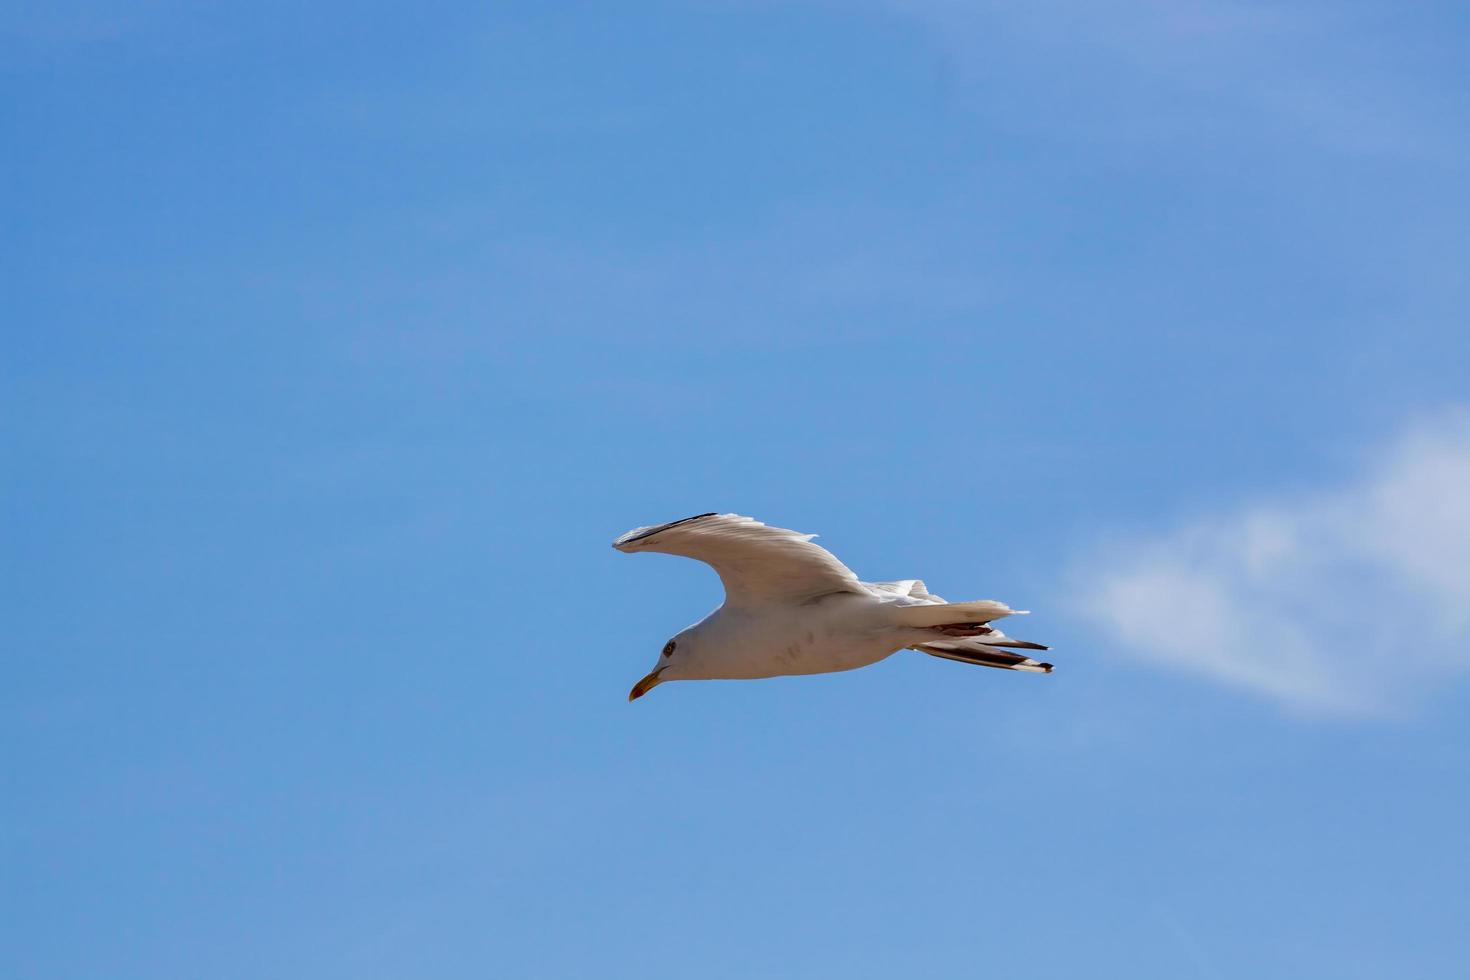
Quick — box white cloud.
[1074,411,1470,716]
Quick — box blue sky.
[6,2,1470,977]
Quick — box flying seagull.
[614,513,1051,701]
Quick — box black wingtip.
[618,512,719,545]
[992,640,1050,651]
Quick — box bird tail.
[887,599,1025,628]
[911,639,1053,673]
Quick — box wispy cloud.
[880,0,1464,162]
[1073,410,1470,716]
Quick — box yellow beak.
[628,667,667,702]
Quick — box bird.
[614,513,1051,701]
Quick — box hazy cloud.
[880,0,1463,162]
[1074,411,1470,716]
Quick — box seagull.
[614,513,1051,701]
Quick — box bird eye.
[662,641,676,658]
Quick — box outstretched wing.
[612,513,865,606]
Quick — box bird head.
[628,632,692,701]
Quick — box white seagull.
[614,513,1051,701]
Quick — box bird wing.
[612,513,865,606]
